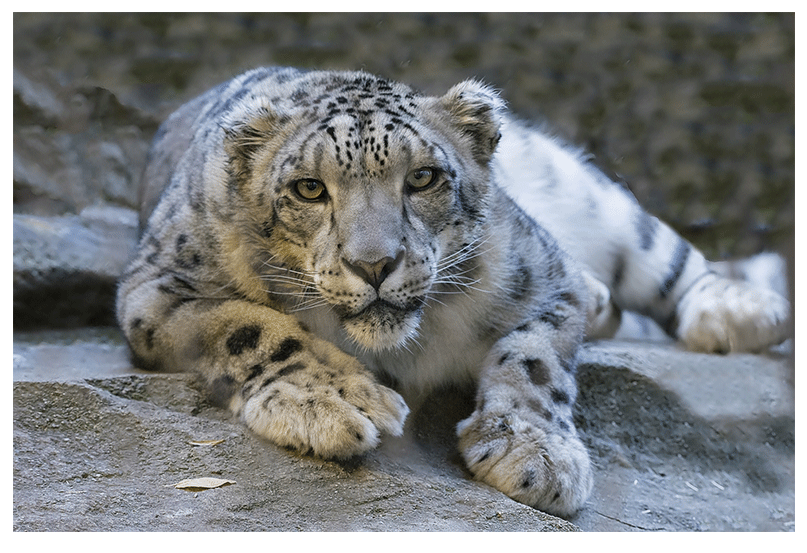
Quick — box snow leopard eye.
[293,179,327,201]
[405,167,439,191]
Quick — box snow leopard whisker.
[433,251,491,295]
[260,260,318,279]
[257,268,318,292]
[436,239,493,284]
[262,288,320,297]
[259,276,318,290]
[421,294,447,308]
[436,237,490,269]
[288,298,332,313]
[430,282,484,295]
[434,271,483,285]
[431,274,483,289]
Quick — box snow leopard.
[116,66,790,517]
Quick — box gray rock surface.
[13,207,139,328]
[13,331,794,531]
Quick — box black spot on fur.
[172,276,196,293]
[457,180,483,222]
[145,327,155,350]
[523,358,550,386]
[245,364,265,382]
[276,362,305,379]
[226,325,262,355]
[261,390,279,409]
[257,362,306,391]
[157,273,199,296]
[550,388,570,404]
[175,250,202,270]
[660,240,691,299]
[537,310,565,329]
[612,253,626,291]
[521,469,536,489]
[636,211,658,251]
[558,290,579,308]
[270,337,303,363]
[527,397,546,415]
[510,257,533,301]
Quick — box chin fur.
[342,302,423,351]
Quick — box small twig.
[593,509,665,531]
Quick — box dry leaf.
[174,477,236,491]
[188,439,225,447]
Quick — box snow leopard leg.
[117,268,408,459]
[496,121,791,353]
[457,295,592,518]
[574,192,792,353]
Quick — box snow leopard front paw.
[456,409,592,518]
[676,275,791,353]
[242,347,409,459]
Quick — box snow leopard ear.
[222,104,288,188]
[439,80,505,163]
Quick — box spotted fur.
[493,122,791,352]
[117,67,790,518]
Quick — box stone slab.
[12,332,795,531]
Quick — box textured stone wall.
[14,13,794,258]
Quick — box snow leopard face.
[219,69,503,350]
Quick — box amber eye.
[294,179,327,201]
[405,167,438,191]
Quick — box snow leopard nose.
[344,249,405,291]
